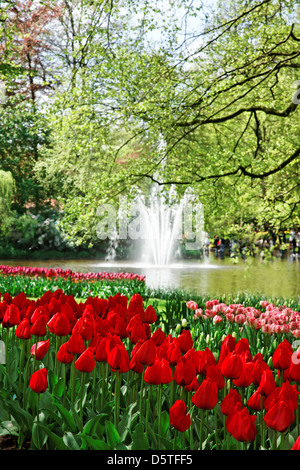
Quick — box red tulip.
[94,336,108,363]
[185,376,199,392]
[234,337,250,355]
[2,304,20,328]
[165,339,182,366]
[174,355,196,386]
[191,378,219,410]
[114,315,128,339]
[144,358,173,385]
[151,328,166,347]
[126,315,150,344]
[127,293,144,315]
[220,351,243,380]
[31,339,50,360]
[29,367,48,393]
[251,355,269,385]
[272,339,293,371]
[176,329,193,354]
[15,317,31,340]
[226,407,257,442]
[247,389,265,412]
[264,398,295,432]
[57,342,74,364]
[129,353,144,374]
[206,364,224,390]
[72,314,94,341]
[66,332,86,355]
[233,361,253,388]
[75,347,95,373]
[107,343,130,373]
[48,312,71,336]
[133,338,156,367]
[141,305,157,324]
[265,381,299,412]
[196,348,217,375]
[31,315,47,337]
[220,334,236,354]
[258,368,277,396]
[169,400,191,432]
[221,388,243,416]
[292,436,300,450]
[30,306,49,324]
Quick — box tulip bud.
[213,352,218,362]
[182,318,188,328]
[267,356,273,368]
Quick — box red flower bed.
[0,264,145,283]
[0,288,300,450]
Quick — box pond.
[1,255,300,299]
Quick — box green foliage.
[0,170,14,215]
[1,0,299,249]
[0,207,69,256]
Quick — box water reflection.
[1,256,299,298]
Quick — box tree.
[36,0,300,247]
[0,0,62,211]
[119,0,300,232]
[0,169,14,215]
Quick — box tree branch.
[134,147,300,186]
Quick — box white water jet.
[135,184,205,266]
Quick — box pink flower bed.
[187,299,300,339]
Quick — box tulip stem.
[36,392,40,422]
[173,429,178,450]
[145,384,150,434]
[280,369,284,386]
[18,340,26,397]
[139,368,145,424]
[272,430,277,450]
[71,357,76,408]
[157,384,162,449]
[101,362,106,409]
[114,370,121,430]
[188,395,194,451]
[63,364,67,406]
[80,372,85,430]
[297,384,299,436]
[93,364,97,409]
[214,407,219,450]
[199,409,205,450]
[260,396,265,448]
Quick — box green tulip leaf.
[131,422,149,450]
[55,403,78,433]
[105,420,120,449]
[79,434,111,450]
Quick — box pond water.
[1,255,300,299]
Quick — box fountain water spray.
[96,183,205,266]
[135,184,204,265]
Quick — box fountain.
[94,181,222,291]
[132,183,205,266]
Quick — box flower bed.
[0,265,146,299]
[0,288,300,450]
[187,298,300,339]
[0,264,145,282]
